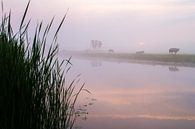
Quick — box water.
[64,57,195,129]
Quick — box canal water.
[63,57,195,129]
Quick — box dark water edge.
[59,52,195,68]
[75,117,195,129]
[58,55,195,68]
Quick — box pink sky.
[3,0,195,53]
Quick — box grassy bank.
[64,51,195,65]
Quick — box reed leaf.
[0,2,83,129]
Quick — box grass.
[68,51,195,64]
[0,1,83,129]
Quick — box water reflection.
[169,65,179,72]
[75,95,97,124]
[68,58,195,129]
[90,60,102,67]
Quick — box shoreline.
[59,51,195,68]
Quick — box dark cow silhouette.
[136,51,144,54]
[108,49,114,53]
[169,48,179,54]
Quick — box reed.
[0,1,83,129]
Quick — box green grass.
[0,1,83,129]
[71,51,195,64]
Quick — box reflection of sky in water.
[64,57,195,129]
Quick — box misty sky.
[3,0,195,53]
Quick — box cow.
[136,51,144,54]
[108,49,114,53]
[169,48,179,54]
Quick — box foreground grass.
[0,2,83,129]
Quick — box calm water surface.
[63,57,195,129]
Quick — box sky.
[3,0,195,53]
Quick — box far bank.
[60,51,195,67]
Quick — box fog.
[2,1,195,128]
[3,0,195,53]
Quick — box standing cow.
[169,48,179,54]
[136,51,144,54]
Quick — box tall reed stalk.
[0,1,83,129]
